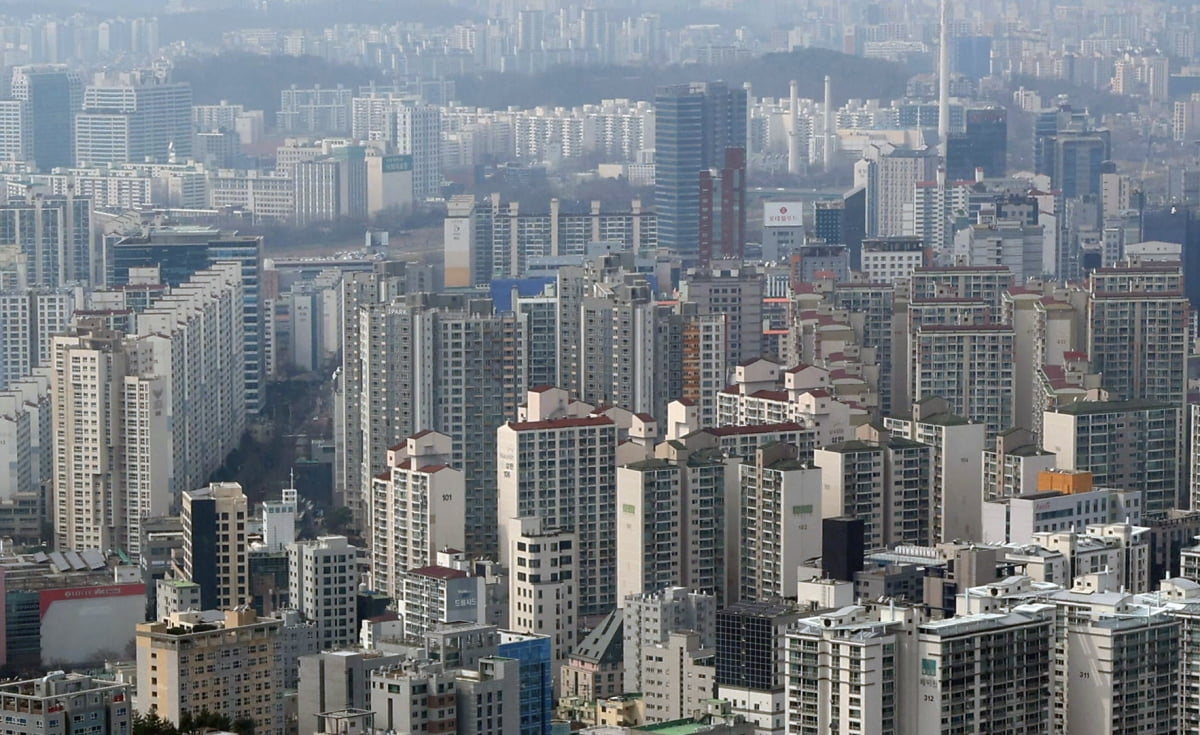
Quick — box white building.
[883,399,986,543]
[369,430,466,598]
[738,442,823,602]
[981,488,1143,545]
[497,387,617,617]
[507,515,577,686]
[622,587,716,694]
[289,535,359,649]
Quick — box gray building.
[298,650,407,735]
[623,587,717,693]
[0,673,131,735]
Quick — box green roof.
[821,440,881,453]
[917,412,972,426]
[625,458,674,471]
[634,720,719,734]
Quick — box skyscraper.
[74,75,192,166]
[181,482,249,611]
[654,82,747,259]
[10,65,82,171]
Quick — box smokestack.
[788,79,801,175]
[938,0,951,157]
[823,75,834,174]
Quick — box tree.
[179,709,231,734]
[231,717,256,735]
[133,711,179,735]
[326,506,355,534]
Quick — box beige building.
[136,609,283,735]
[181,482,249,610]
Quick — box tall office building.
[945,107,1008,181]
[715,600,800,735]
[10,65,82,171]
[181,482,249,610]
[289,535,359,649]
[698,147,747,264]
[497,387,618,617]
[75,76,192,165]
[111,227,263,412]
[654,82,747,259]
[1087,262,1188,406]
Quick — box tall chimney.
[938,0,951,157]
[823,75,834,173]
[787,79,802,175]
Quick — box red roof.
[508,416,615,432]
[709,422,807,436]
[634,412,656,422]
[529,385,558,393]
[749,389,788,401]
[410,429,436,439]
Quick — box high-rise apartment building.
[75,76,192,165]
[883,398,986,543]
[10,65,82,171]
[0,289,77,390]
[738,443,823,602]
[1087,262,1188,405]
[910,323,1015,439]
[181,482,249,610]
[111,227,263,412]
[369,431,465,598]
[622,587,717,694]
[616,443,735,602]
[854,144,938,237]
[52,263,243,553]
[814,433,934,550]
[654,81,747,259]
[678,263,764,366]
[0,194,96,288]
[353,293,525,555]
[136,609,284,735]
[289,535,359,649]
[1043,399,1184,513]
[497,387,617,617]
[352,96,442,201]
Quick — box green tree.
[133,711,179,735]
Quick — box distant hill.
[451,49,912,109]
[173,54,378,115]
[173,48,912,118]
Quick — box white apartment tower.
[738,442,824,602]
[883,398,986,543]
[369,430,466,597]
[616,443,736,603]
[497,387,617,616]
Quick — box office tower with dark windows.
[946,107,1008,181]
[10,65,82,171]
[654,81,747,259]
